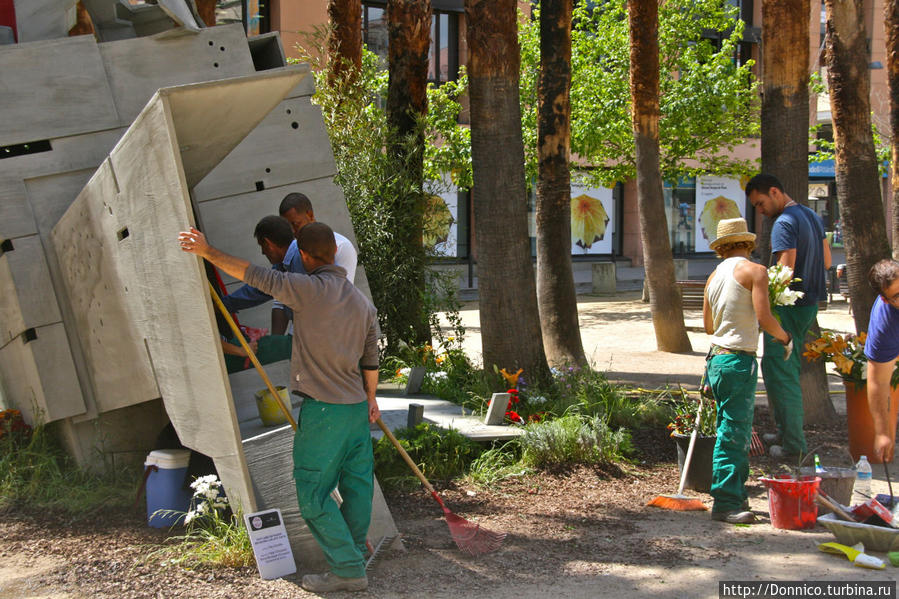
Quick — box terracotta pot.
[843,380,899,464]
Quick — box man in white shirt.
[279,192,358,284]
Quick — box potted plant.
[667,388,717,492]
[804,331,899,462]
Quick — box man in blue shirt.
[221,215,305,335]
[746,174,832,458]
[865,259,899,463]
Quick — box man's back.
[772,204,826,305]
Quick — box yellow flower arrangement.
[804,330,899,386]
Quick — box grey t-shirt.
[245,263,378,404]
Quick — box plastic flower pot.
[844,380,899,464]
[673,433,716,492]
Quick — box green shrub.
[466,442,531,486]
[519,413,632,468]
[373,423,483,489]
[0,420,137,514]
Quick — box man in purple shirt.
[865,259,899,463]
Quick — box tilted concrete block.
[0,322,86,424]
[50,67,309,513]
[0,235,63,345]
[0,35,120,146]
[0,177,36,240]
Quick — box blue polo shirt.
[771,204,827,305]
[221,240,305,316]
[865,296,899,363]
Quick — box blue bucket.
[144,449,192,528]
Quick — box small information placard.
[244,508,296,580]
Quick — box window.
[362,3,460,83]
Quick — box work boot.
[301,572,368,593]
[762,433,779,445]
[769,445,784,458]
[711,510,756,524]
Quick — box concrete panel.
[14,0,76,43]
[243,426,400,572]
[193,91,337,202]
[0,36,120,145]
[98,24,256,126]
[24,168,96,239]
[0,178,36,239]
[197,178,371,302]
[49,161,160,414]
[50,71,306,513]
[0,323,85,424]
[0,235,62,345]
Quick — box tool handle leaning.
[208,281,297,431]
[677,395,703,496]
[376,418,435,494]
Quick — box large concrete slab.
[0,35,120,145]
[0,322,85,424]
[0,178,36,240]
[97,24,256,126]
[50,68,308,514]
[0,235,62,345]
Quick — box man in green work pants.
[747,174,831,458]
[180,222,379,593]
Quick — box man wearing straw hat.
[704,218,792,523]
[746,174,831,459]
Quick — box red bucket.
[760,475,821,530]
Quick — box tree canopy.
[520,0,760,188]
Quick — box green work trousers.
[293,398,373,579]
[708,353,758,513]
[762,304,818,456]
[224,334,292,374]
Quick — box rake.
[375,418,506,555]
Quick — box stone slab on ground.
[375,393,522,442]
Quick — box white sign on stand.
[244,508,296,580]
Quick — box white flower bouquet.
[768,264,804,310]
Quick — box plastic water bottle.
[814,454,825,474]
[854,455,872,503]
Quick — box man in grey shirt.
[179,222,379,593]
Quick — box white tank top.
[706,257,759,352]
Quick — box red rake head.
[445,511,507,556]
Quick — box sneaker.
[301,572,368,593]
[762,433,779,445]
[769,445,784,458]
[711,510,756,524]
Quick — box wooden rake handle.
[208,281,297,430]
[376,418,436,494]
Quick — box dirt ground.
[3,293,897,599]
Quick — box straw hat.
[709,217,755,250]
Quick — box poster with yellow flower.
[570,186,614,254]
[695,176,745,252]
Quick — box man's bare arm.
[867,359,896,463]
[776,248,797,271]
[702,274,715,335]
[822,238,832,270]
[362,368,380,423]
[179,227,250,282]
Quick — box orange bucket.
[760,475,821,530]
[844,381,899,464]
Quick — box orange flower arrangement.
[804,330,899,386]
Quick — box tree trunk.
[825,0,892,332]
[760,0,833,424]
[758,0,810,264]
[465,0,550,383]
[535,0,585,367]
[627,0,691,353]
[194,0,216,27]
[386,0,432,345]
[886,0,899,259]
[328,0,362,84]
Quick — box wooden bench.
[676,280,705,310]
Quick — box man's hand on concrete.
[178,226,211,258]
